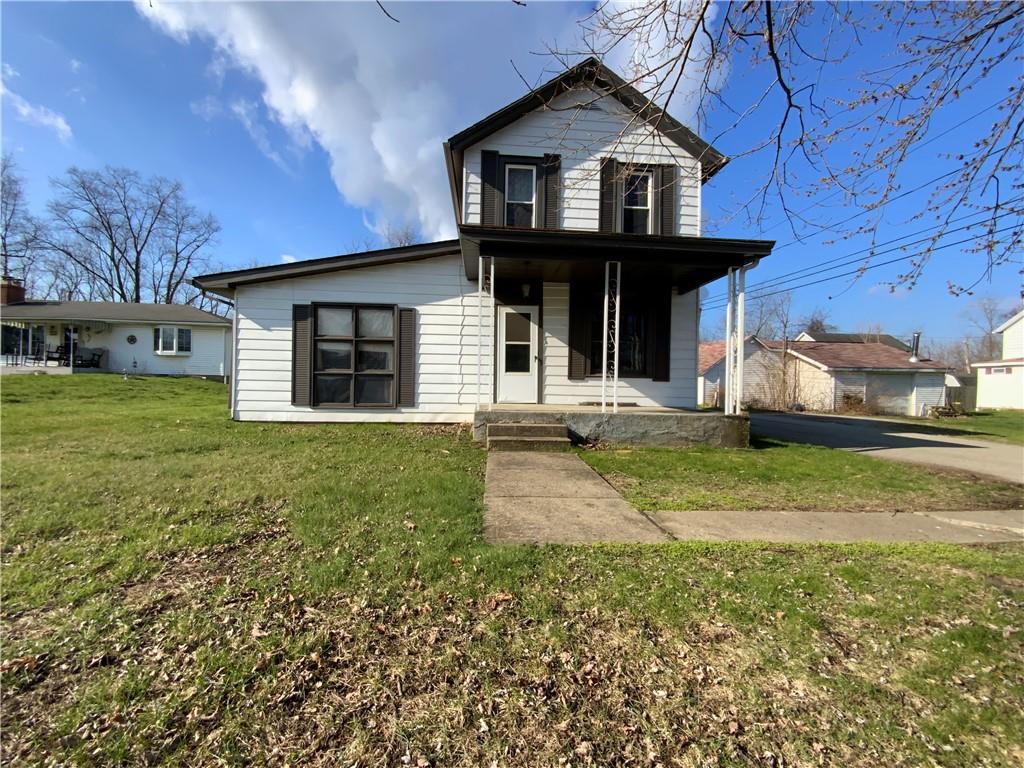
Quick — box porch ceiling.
[459,225,774,292]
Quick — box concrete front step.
[487,435,572,452]
[486,422,567,438]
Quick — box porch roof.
[458,225,775,290]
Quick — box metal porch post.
[477,255,483,407]
[612,261,621,414]
[724,268,734,415]
[601,261,610,413]
[736,265,746,414]
[489,257,495,411]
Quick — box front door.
[497,305,539,403]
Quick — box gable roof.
[698,341,727,374]
[0,301,230,326]
[796,331,911,351]
[192,240,461,296]
[446,57,727,179]
[783,341,946,372]
[994,308,1024,334]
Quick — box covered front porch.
[460,225,774,429]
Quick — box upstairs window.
[153,326,191,355]
[622,172,652,234]
[504,165,536,228]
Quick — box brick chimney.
[1,277,26,305]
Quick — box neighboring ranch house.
[698,337,783,407]
[193,59,776,445]
[0,296,231,378]
[794,330,911,351]
[972,309,1024,410]
[778,340,949,416]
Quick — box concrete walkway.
[751,412,1024,484]
[484,452,670,544]
[484,452,1022,545]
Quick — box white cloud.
[0,82,72,143]
[280,254,298,264]
[136,1,588,242]
[70,58,82,74]
[2,63,19,79]
[229,98,292,174]
[190,94,223,121]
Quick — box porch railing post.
[737,264,746,414]
[612,260,621,414]
[601,261,610,413]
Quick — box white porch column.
[611,261,621,414]
[601,261,610,413]
[736,265,746,414]
[488,257,495,411]
[724,268,734,415]
[477,255,483,407]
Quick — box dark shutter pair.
[291,306,416,407]
[480,151,560,228]
[566,282,671,382]
[599,158,678,236]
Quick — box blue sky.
[2,1,1020,344]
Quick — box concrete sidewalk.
[652,508,1023,544]
[484,452,1022,545]
[484,452,670,544]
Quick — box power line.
[704,224,1024,311]
[704,200,1024,304]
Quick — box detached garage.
[783,340,949,416]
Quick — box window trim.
[504,163,537,228]
[621,170,653,235]
[153,326,192,356]
[311,302,398,409]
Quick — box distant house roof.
[994,309,1024,334]
[0,301,230,326]
[698,341,727,374]
[784,341,946,372]
[796,331,911,351]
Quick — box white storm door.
[497,305,539,403]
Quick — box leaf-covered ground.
[2,375,1022,766]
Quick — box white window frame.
[622,171,653,234]
[504,164,537,228]
[153,326,192,356]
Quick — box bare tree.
[44,166,220,305]
[799,307,832,335]
[547,2,1023,292]
[961,295,1013,362]
[1,154,44,290]
[381,221,419,248]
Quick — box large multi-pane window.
[313,304,396,407]
[588,294,651,377]
[504,165,536,227]
[622,172,652,234]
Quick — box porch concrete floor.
[483,452,670,544]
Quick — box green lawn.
[916,410,1024,445]
[580,438,1023,512]
[3,375,1023,766]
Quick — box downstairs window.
[313,304,396,407]
[153,326,192,355]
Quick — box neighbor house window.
[153,326,191,355]
[588,294,651,377]
[622,172,652,234]
[313,304,396,407]
[504,165,536,227]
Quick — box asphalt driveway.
[751,412,1024,484]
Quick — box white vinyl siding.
[463,88,701,235]
[541,282,698,408]
[232,254,492,422]
[1000,314,1023,359]
[833,372,867,410]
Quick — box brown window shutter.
[397,307,416,407]
[660,165,677,236]
[651,166,664,235]
[481,150,499,226]
[542,154,560,229]
[291,304,313,406]
[652,286,672,382]
[568,283,590,380]
[598,157,619,233]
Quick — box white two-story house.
[972,308,1024,410]
[194,59,775,443]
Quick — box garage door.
[865,373,914,415]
